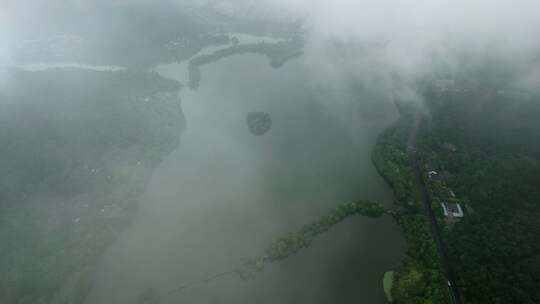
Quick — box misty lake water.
[85,51,405,304]
[153,33,285,84]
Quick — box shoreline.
[370,104,450,304]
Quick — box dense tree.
[372,110,450,304]
[417,87,540,303]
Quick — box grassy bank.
[383,271,395,303]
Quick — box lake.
[85,47,405,304]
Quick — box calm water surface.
[85,51,405,304]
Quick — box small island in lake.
[246,112,272,136]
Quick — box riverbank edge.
[371,107,451,304]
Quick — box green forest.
[373,82,540,303]
[372,106,450,304]
[417,87,540,303]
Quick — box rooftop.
[441,202,464,218]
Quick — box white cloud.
[268,0,540,84]
[0,4,14,89]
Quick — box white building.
[441,202,464,218]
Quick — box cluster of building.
[425,144,465,224]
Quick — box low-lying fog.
[1,1,540,304]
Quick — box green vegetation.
[235,200,388,279]
[372,109,418,212]
[374,79,540,303]
[0,68,184,304]
[372,102,450,304]
[416,87,540,303]
[188,40,303,89]
[264,200,386,262]
[383,271,395,303]
[143,200,391,302]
